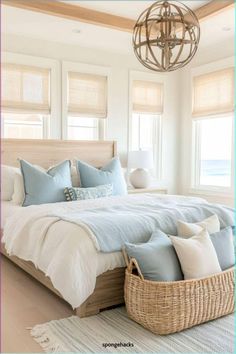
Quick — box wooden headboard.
[1,139,117,168]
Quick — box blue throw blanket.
[60,196,235,252]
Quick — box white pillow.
[177,214,220,238]
[12,173,25,205]
[71,165,81,187]
[170,229,221,280]
[1,165,20,201]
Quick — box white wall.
[3,34,180,194]
[178,39,234,206]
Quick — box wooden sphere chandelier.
[133,1,200,72]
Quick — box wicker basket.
[124,258,235,335]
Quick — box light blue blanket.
[60,196,235,252]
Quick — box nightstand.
[128,187,168,195]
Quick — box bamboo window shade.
[192,67,234,118]
[2,63,50,114]
[68,72,107,118]
[132,80,164,115]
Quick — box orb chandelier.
[133,0,200,72]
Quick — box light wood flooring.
[1,255,74,353]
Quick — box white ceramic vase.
[129,168,151,189]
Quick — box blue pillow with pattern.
[64,184,113,201]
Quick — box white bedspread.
[2,194,206,308]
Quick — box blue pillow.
[20,160,72,206]
[125,230,183,282]
[64,184,113,201]
[210,227,235,270]
[76,157,127,196]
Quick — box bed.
[1,138,125,317]
[1,139,234,318]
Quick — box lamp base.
[129,168,151,189]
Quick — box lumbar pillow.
[76,157,127,196]
[177,214,220,238]
[210,227,235,271]
[1,165,20,201]
[125,229,183,282]
[64,184,113,201]
[20,159,72,206]
[170,229,221,280]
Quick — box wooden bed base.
[1,244,125,317]
[1,138,126,317]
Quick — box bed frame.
[1,138,125,317]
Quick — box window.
[2,63,51,139]
[130,80,163,177]
[67,117,100,140]
[66,71,107,140]
[2,113,49,139]
[194,115,233,188]
[131,113,162,176]
[192,67,234,190]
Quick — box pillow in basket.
[177,214,220,238]
[125,229,183,282]
[64,184,113,201]
[210,227,235,271]
[170,229,221,280]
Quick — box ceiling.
[2,1,234,56]
[62,1,210,19]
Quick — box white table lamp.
[128,150,154,188]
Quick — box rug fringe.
[29,324,64,353]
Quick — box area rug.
[30,307,234,353]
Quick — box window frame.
[192,113,234,194]
[2,52,61,139]
[67,116,105,141]
[62,61,111,141]
[128,71,165,180]
[2,113,50,140]
[190,61,235,197]
[130,112,163,179]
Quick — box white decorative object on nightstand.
[128,150,154,189]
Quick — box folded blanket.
[58,199,234,252]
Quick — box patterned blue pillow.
[64,184,113,201]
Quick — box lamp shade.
[128,150,154,169]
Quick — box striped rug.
[30,307,234,353]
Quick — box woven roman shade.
[68,72,107,118]
[132,80,163,114]
[2,63,50,114]
[192,67,234,118]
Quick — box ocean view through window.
[194,115,233,189]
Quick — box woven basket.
[124,258,235,335]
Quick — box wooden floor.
[1,255,74,353]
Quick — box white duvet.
[2,194,206,308]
